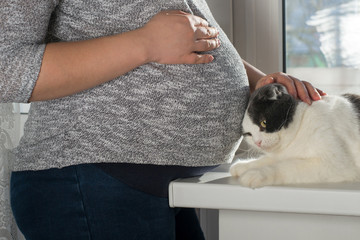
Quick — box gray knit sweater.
[1,0,249,171]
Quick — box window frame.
[232,0,284,74]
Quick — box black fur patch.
[247,84,298,133]
[343,93,360,118]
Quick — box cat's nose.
[255,140,262,147]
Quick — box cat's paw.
[230,160,253,177]
[238,167,275,188]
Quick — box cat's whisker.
[238,146,261,159]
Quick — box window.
[230,0,359,95]
[285,0,360,94]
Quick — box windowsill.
[169,164,360,217]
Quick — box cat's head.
[242,83,298,152]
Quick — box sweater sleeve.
[0,0,59,103]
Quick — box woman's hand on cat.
[255,72,326,105]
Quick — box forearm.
[29,30,148,102]
[242,60,266,93]
[29,11,220,102]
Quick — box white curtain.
[0,103,23,240]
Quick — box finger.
[264,76,275,85]
[189,14,209,27]
[195,26,219,39]
[273,74,297,98]
[316,88,327,96]
[255,77,275,90]
[183,53,214,64]
[193,38,220,52]
[303,81,322,101]
[292,78,312,105]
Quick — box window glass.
[285,0,360,94]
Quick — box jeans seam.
[74,166,93,240]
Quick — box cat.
[230,83,360,188]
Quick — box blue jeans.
[10,164,205,240]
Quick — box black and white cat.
[230,83,360,188]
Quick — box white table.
[169,165,360,240]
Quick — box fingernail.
[306,98,312,105]
[209,55,214,62]
[318,89,327,96]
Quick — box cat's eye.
[260,120,267,129]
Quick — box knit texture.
[1,0,249,171]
